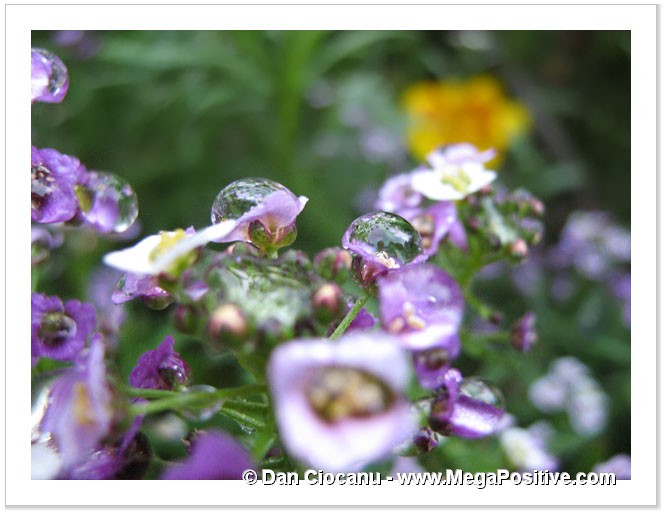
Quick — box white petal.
[410,170,465,201]
[103,234,163,275]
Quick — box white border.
[5,3,657,507]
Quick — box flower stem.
[127,384,266,417]
[329,289,371,340]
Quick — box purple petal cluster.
[162,430,255,480]
[31,146,86,224]
[268,333,415,471]
[377,264,464,354]
[40,335,115,473]
[129,335,191,390]
[31,292,96,365]
[112,272,173,309]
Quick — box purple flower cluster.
[31,48,138,235]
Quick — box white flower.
[410,143,497,201]
[103,221,236,276]
[499,424,558,472]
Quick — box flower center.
[38,312,77,347]
[307,366,395,423]
[440,167,472,193]
[149,229,188,263]
[72,382,96,426]
[374,250,399,269]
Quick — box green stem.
[128,384,266,417]
[329,290,372,340]
[463,288,496,321]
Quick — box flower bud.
[312,283,344,324]
[208,304,248,348]
[314,248,352,282]
[508,238,529,259]
[174,304,202,335]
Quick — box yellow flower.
[403,75,531,166]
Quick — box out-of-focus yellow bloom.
[403,76,531,166]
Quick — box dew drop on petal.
[211,177,291,224]
[345,212,424,266]
[32,48,69,102]
[459,377,505,410]
[77,172,138,233]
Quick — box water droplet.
[181,385,222,422]
[32,48,69,101]
[459,377,505,410]
[211,177,291,224]
[77,172,138,233]
[345,212,424,265]
[38,312,77,347]
[239,425,256,435]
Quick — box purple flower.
[129,335,191,390]
[412,348,457,390]
[592,454,631,480]
[342,211,426,286]
[111,272,173,309]
[31,48,69,103]
[399,201,457,256]
[428,371,505,439]
[268,333,416,472]
[510,311,538,352]
[210,177,308,251]
[377,264,464,352]
[31,225,64,265]
[162,430,255,480]
[31,293,96,365]
[31,146,85,224]
[40,335,115,473]
[52,30,101,60]
[374,173,424,213]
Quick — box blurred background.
[31,31,630,476]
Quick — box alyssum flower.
[410,144,498,201]
[268,333,416,472]
[39,335,116,474]
[31,146,86,224]
[377,264,464,354]
[129,335,191,391]
[32,292,97,365]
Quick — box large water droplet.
[32,48,69,102]
[181,385,223,422]
[211,177,291,224]
[345,212,424,265]
[76,172,138,233]
[459,377,505,410]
